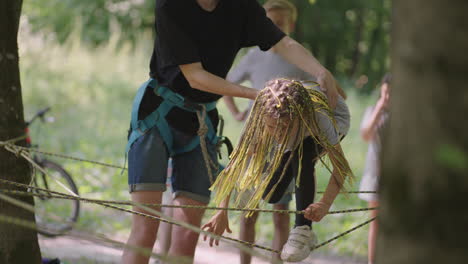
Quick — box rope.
[313,217,376,250]
[196,105,220,184]
[0,135,27,146]
[1,188,377,255]
[1,142,126,170]
[0,188,277,262]
[0,180,377,215]
[0,134,377,255]
[0,140,379,194]
[0,180,376,254]
[0,214,189,264]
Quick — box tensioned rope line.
[1,141,127,170]
[1,137,379,252]
[0,179,377,215]
[0,214,193,264]
[0,179,376,254]
[0,182,377,253]
[0,189,278,263]
[2,137,378,253]
[0,135,27,145]
[13,182,374,254]
[0,191,181,263]
[312,216,377,250]
[4,144,79,197]
[0,183,280,254]
[98,198,376,253]
[0,141,377,194]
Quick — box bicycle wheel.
[31,159,80,237]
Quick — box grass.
[19,30,377,259]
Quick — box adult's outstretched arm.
[272,36,347,107]
[179,62,258,100]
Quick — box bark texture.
[377,1,468,263]
[0,0,42,262]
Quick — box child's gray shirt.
[227,48,350,145]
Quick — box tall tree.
[0,0,42,262]
[377,0,468,263]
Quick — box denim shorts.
[128,126,219,204]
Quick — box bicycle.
[26,107,80,237]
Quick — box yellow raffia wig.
[211,78,354,212]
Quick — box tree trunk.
[377,1,468,263]
[0,0,42,263]
[348,8,364,77]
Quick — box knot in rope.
[5,144,27,158]
[197,122,209,137]
[0,135,27,146]
[195,105,219,184]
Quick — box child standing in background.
[358,74,391,264]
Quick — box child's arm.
[201,194,232,247]
[304,144,348,222]
[304,170,340,222]
[360,93,389,142]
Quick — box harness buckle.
[184,100,203,111]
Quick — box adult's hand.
[317,70,338,109]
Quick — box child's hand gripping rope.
[304,201,331,222]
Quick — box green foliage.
[23,0,154,46]
[23,0,390,91]
[435,144,468,172]
[289,0,391,92]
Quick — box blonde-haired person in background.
[223,1,313,263]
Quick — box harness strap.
[125,79,218,157]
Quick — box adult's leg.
[294,137,320,227]
[368,200,379,264]
[167,122,220,262]
[156,160,174,257]
[239,211,259,264]
[122,191,163,264]
[156,192,173,256]
[271,204,290,262]
[168,196,207,263]
[124,124,169,263]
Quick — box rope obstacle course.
[0,141,376,255]
[0,83,376,259]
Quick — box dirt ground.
[39,236,366,264]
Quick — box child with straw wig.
[203,78,353,262]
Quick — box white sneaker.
[280,225,317,262]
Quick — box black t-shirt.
[139,0,286,135]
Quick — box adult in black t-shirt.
[123,0,342,263]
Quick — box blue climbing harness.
[126,78,219,156]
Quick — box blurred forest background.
[24,0,391,91]
[18,0,391,260]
